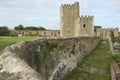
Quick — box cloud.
[0,0,120,30]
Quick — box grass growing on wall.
[0,36,37,50]
[61,40,111,80]
[34,51,42,72]
[34,41,59,80]
[113,53,120,67]
[44,41,59,59]
[113,36,120,43]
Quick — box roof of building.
[94,26,102,28]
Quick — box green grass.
[0,36,37,42]
[0,36,37,50]
[81,40,110,69]
[61,40,111,80]
[83,72,111,80]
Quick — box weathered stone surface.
[0,47,45,80]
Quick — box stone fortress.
[60,1,119,39]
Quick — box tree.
[14,25,46,30]
[24,26,39,30]
[39,26,46,30]
[14,24,24,30]
[24,26,46,30]
[0,26,10,36]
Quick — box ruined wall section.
[94,26,102,37]
[101,29,110,39]
[79,15,94,37]
[60,2,79,37]
[113,28,119,37]
[101,28,119,39]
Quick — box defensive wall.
[0,37,100,80]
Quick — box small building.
[10,30,60,37]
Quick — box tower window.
[83,24,85,28]
[94,29,97,32]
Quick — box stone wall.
[0,37,100,80]
[101,28,119,39]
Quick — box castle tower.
[78,16,94,37]
[60,2,79,37]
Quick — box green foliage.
[24,26,39,30]
[113,36,120,43]
[44,41,58,59]
[14,24,24,30]
[34,51,42,72]
[24,26,46,30]
[59,44,66,50]
[14,25,46,30]
[47,41,58,51]
[45,64,50,80]
[113,53,120,66]
[44,41,58,79]
[10,32,18,36]
[0,26,10,36]
[39,26,46,30]
[62,67,80,80]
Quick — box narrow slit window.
[83,24,85,28]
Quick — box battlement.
[80,15,94,18]
[61,4,73,7]
[61,1,79,7]
[102,28,119,31]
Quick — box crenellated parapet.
[80,15,94,19]
[96,27,119,39]
[61,1,79,7]
[80,15,94,17]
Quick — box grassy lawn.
[62,40,111,80]
[0,36,37,50]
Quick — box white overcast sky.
[0,0,120,30]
